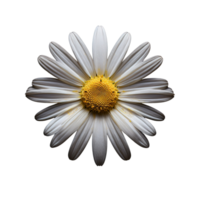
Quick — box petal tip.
[49,41,56,50]
[96,25,103,29]
[68,32,75,42]
[37,55,45,63]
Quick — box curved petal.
[106,32,131,78]
[35,101,81,121]
[118,78,168,91]
[50,108,89,147]
[44,105,83,136]
[118,102,165,121]
[32,77,81,91]
[69,32,95,77]
[26,87,80,103]
[119,88,174,103]
[116,104,156,136]
[38,55,84,86]
[49,42,89,80]
[92,114,107,166]
[68,112,94,160]
[44,115,67,137]
[112,42,150,80]
[110,109,149,148]
[105,114,131,160]
[116,56,163,86]
[92,26,107,76]
[137,116,156,136]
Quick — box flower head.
[26,26,174,166]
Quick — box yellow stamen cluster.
[81,76,119,113]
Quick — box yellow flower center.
[81,76,119,113]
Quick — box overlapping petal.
[116,56,163,86]
[105,114,131,160]
[69,32,96,77]
[112,42,150,80]
[106,32,131,77]
[26,87,80,103]
[118,102,165,121]
[116,104,156,136]
[50,108,89,147]
[35,101,81,121]
[92,26,108,76]
[38,55,84,86]
[110,109,149,148]
[32,77,81,91]
[44,105,83,136]
[119,88,174,103]
[49,42,89,80]
[69,112,94,160]
[118,78,168,91]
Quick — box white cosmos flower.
[26,26,174,166]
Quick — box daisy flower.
[26,26,174,166]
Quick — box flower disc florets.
[81,76,119,113]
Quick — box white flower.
[26,26,174,166]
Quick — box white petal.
[112,42,150,80]
[35,101,81,121]
[119,88,174,103]
[68,112,94,160]
[69,32,95,77]
[116,104,156,136]
[106,32,131,78]
[26,87,80,103]
[32,77,81,91]
[50,108,89,147]
[92,26,108,76]
[105,114,131,160]
[44,105,83,136]
[49,42,89,80]
[116,56,163,86]
[92,114,107,166]
[38,55,84,86]
[118,101,167,122]
[118,78,168,91]
[44,115,66,136]
[110,109,149,148]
